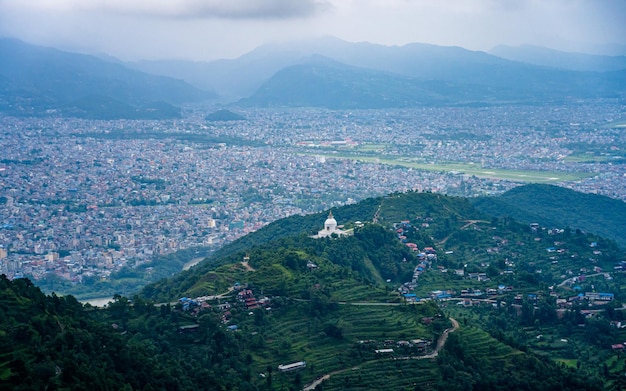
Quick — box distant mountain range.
[0,38,216,119]
[238,56,498,109]
[2,36,625,116]
[489,44,626,72]
[129,36,626,107]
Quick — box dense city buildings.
[0,100,624,284]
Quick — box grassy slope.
[472,184,626,249]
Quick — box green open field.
[355,143,388,152]
[301,152,594,183]
[563,153,621,163]
[603,120,626,129]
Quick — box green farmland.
[303,152,594,183]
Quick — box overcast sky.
[0,0,625,61]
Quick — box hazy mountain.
[128,37,626,106]
[5,37,624,114]
[128,60,231,98]
[236,55,625,109]
[0,38,216,119]
[205,109,247,121]
[128,36,515,100]
[236,56,505,108]
[489,44,626,72]
[128,50,308,101]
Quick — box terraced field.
[247,303,441,386]
[318,358,441,390]
[459,327,523,361]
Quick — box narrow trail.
[437,220,490,245]
[302,317,459,390]
[155,286,234,307]
[372,199,384,224]
[557,272,604,287]
[431,317,460,357]
[303,367,360,391]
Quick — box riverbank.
[80,297,114,307]
[183,257,205,271]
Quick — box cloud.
[0,0,332,20]
[0,0,624,60]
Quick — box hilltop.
[4,188,620,389]
[472,184,626,249]
[136,188,626,388]
[142,190,622,303]
[205,109,247,121]
[0,38,215,119]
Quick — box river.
[182,257,205,270]
[81,297,114,307]
[80,257,206,307]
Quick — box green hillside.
[0,38,214,119]
[472,184,626,249]
[205,109,247,121]
[5,188,626,389]
[137,189,624,389]
[1,274,601,390]
[0,276,254,390]
[144,190,622,303]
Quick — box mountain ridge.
[126,36,626,105]
[141,186,623,303]
[472,184,626,249]
[0,38,216,119]
[3,185,623,390]
[489,44,626,72]
[236,55,625,108]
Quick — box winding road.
[302,317,459,390]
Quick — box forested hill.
[4,187,623,390]
[141,192,481,300]
[0,275,254,390]
[3,187,615,389]
[0,270,601,390]
[201,191,479,265]
[141,189,622,303]
[472,184,626,249]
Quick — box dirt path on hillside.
[432,317,459,356]
[437,220,490,245]
[372,199,384,223]
[302,317,459,390]
[182,257,205,271]
[241,261,255,271]
[303,367,361,391]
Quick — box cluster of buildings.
[0,100,624,285]
[391,221,436,301]
[236,287,267,310]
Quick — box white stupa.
[315,211,346,238]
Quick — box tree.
[323,323,343,339]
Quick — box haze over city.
[1,0,625,61]
[3,1,626,390]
